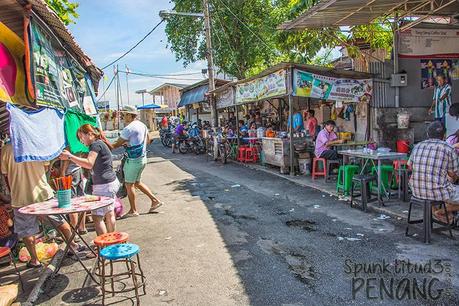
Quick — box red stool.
[245,147,258,163]
[94,232,129,279]
[0,246,23,290]
[238,146,248,162]
[312,158,327,179]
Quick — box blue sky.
[68,0,206,106]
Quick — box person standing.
[305,110,318,138]
[1,143,82,268]
[112,105,163,216]
[59,125,119,235]
[429,74,451,127]
[161,115,168,129]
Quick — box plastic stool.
[245,147,258,163]
[370,165,395,193]
[237,147,247,162]
[312,158,326,179]
[350,174,377,211]
[336,165,360,195]
[94,232,129,279]
[406,197,454,243]
[100,243,146,305]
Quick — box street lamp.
[135,89,147,106]
[159,3,217,128]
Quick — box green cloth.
[64,109,98,154]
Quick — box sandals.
[149,202,164,213]
[26,261,43,269]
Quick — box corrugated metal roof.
[149,83,188,95]
[279,0,459,30]
[177,84,209,108]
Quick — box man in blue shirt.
[287,111,304,132]
[429,74,451,127]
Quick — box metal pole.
[393,14,400,108]
[203,0,216,127]
[125,65,130,105]
[288,94,294,175]
[115,65,120,131]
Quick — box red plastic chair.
[0,246,23,289]
[312,158,327,179]
[237,147,248,162]
[245,147,258,163]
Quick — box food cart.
[226,63,373,174]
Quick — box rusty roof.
[0,0,102,91]
[279,0,459,31]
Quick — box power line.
[101,19,165,70]
[97,72,117,102]
[117,70,204,80]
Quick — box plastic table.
[339,149,407,205]
[19,195,113,283]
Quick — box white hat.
[121,105,139,115]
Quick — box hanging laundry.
[7,103,65,162]
[64,109,98,154]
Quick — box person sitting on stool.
[314,120,344,160]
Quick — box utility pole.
[125,64,130,105]
[202,0,217,128]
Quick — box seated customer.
[408,121,459,223]
[314,120,344,160]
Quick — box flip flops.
[148,202,164,213]
[26,261,43,269]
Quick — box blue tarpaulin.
[137,103,161,110]
[177,84,209,108]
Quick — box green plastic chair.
[336,165,360,195]
[230,143,238,160]
[370,165,395,193]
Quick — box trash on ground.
[337,236,344,241]
[413,234,418,237]
[224,189,229,192]
[231,184,241,188]
[289,208,295,212]
[374,214,390,220]
[313,205,320,209]
[344,227,352,230]
[332,219,337,222]
[165,237,172,240]
[322,195,326,198]
[356,233,364,237]
[397,217,402,220]
[158,290,168,296]
[274,193,280,196]
[346,237,361,241]
[402,210,409,213]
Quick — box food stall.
[230,63,373,174]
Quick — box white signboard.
[399,28,459,58]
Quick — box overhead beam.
[398,0,457,31]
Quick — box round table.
[19,195,113,283]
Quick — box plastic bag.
[18,242,59,262]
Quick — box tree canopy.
[45,0,79,25]
[164,0,393,79]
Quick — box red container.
[396,140,410,153]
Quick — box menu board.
[293,69,373,103]
[399,28,459,58]
[236,69,287,104]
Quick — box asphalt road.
[151,141,459,306]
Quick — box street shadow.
[61,286,100,304]
[34,274,70,304]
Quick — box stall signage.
[0,21,29,106]
[293,69,373,103]
[236,69,287,104]
[216,87,234,109]
[399,28,459,58]
[28,19,97,114]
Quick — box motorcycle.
[160,126,173,148]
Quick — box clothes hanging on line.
[7,103,65,162]
[64,109,98,154]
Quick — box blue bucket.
[57,189,72,208]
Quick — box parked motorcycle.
[160,127,173,148]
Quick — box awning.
[279,0,459,31]
[137,103,161,110]
[177,84,209,108]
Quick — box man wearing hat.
[112,105,163,216]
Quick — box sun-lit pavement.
[37,140,459,305]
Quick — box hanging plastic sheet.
[64,109,98,154]
[7,103,65,162]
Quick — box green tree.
[45,0,79,25]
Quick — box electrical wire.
[97,72,117,102]
[117,70,204,80]
[101,19,165,70]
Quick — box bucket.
[57,189,72,208]
[397,113,410,129]
[396,140,410,153]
